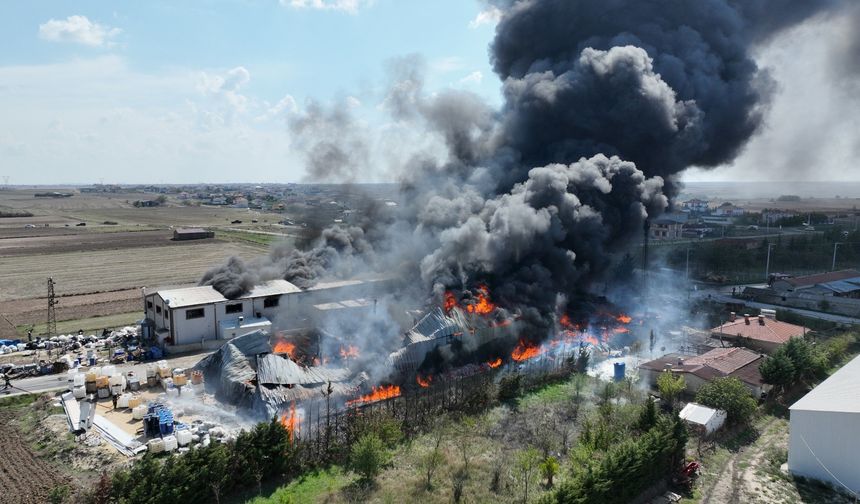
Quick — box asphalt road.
[1,351,211,398]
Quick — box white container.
[117,393,131,408]
[179,387,195,399]
[148,438,165,453]
[145,366,156,378]
[166,388,179,398]
[110,384,123,396]
[108,374,123,387]
[162,435,178,452]
[132,405,147,420]
[192,382,205,394]
[103,365,116,377]
[89,366,101,377]
[176,430,192,446]
[73,385,86,399]
[162,378,174,391]
[73,374,86,387]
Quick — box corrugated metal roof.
[680,403,724,425]
[790,354,860,413]
[786,270,860,288]
[819,279,860,294]
[256,354,349,385]
[158,279,302,308]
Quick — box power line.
[47,277,57,337]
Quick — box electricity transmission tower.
[47,277,58,337]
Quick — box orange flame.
[416,374,432,388]
[512,339,544,362]
[487,358,502,368]
[444,291,457,312]
[613,327,630,334]
[280,401,300,443]
[273,340,297,358]
[346,385,401,407]
[339,345,360,359]
[616,314,632,324]
[466,286,496,315]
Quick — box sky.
[1,0,857,185]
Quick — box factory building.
[141,277,391,348]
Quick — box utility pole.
[765,243,776,282]
[685,248,693,280]
[47,277,58,337]
[832,242,843,271]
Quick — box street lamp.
[832,242,843,271]
[765,243,776,282]
[685,248,693,280]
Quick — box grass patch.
[18,311,142,337]
[0,393,38,409]
[245,467,353,504]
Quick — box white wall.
[789,409,860,495]
[171,304,217,346]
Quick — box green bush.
[349,433,390,483]
[696,377,757,424]
[498,373,523,401]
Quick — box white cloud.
[469,7,502,29]
[459,71,483,85]
[257,94,298,122]
[198,66,252,123]
[38,15,121,47]
[282,0,374,14]
[430,56,465,74]
[346,96,362,108]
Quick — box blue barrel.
[613,362,626,382]
[89,357,96,366]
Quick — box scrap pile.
[193,330,364,419]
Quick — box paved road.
[692,287,860,325]
[1,351,212,398]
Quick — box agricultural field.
[0,189,291,338]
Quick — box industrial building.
[172,228,215,241]
[141,277,391,348]
[789,355,860,496]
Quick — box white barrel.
[73,385,86,399]
[176,430,192,446]
[132,404,147,420]
[166,387,179,398]
[162,435,178,452]
[148,438,165,453]
[117,393,131,408]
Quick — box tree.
[540,456,560,488]
[516,448,542,504]
[421,430,445,489]
[350,433,390,483]
[637,398,658,431]
[48,486,69,504]
[758,353,795,393]
[656,370,685,406]
[696,377,757,425]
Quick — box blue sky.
[1,1,857,184]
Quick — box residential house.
[639,347,770,398]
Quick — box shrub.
[540,456,560,488]
[657,370,685,405]
[350,433,390,483]
[696,377,757,424]
[498,373,523,401]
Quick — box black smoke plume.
[202,0,846,328]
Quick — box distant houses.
[710,311,809,354]
[743,270,860,317]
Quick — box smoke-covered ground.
[201,0,852,365]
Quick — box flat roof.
[790,355,860,414]
[156,279,302,308]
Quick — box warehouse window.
[186,308,205,320]
[264,296,280,308]
[147,301,153,310]
[165,311,169,319]
[225,303,243,314]
[156,306,162,314]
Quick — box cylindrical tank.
[613,361,626,382]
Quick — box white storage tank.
[176,429,192,446]
[162,435,178,452]
[132,404,148,420]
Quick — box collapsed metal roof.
[256,353,350,386]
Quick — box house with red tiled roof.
[639,347,770,398]
[711,312,809,354]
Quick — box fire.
[273,340,297,358]
[487,358,502,368]
[466,286,496,315]
[491,318,512,328]
[346,385,401,407]
[280,401,300,443]
[416,374,432,388]
[512,339,544,362]
[616,314,633,324]
[339,345,360,359]
[444,291,457,312]
[613,327,630,334]
[559,313,573,328]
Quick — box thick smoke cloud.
[202,0,846,330]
